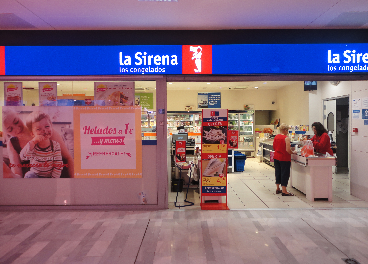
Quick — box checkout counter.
[291,152,336,201]
[259,136,336,202]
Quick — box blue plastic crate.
[235,159,245,172]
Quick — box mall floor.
[1,159,368,264]
[170,157,368,210]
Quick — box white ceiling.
[1,0,368,30]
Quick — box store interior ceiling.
[1,0,368,30]
[14,81,300,95]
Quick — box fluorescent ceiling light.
[139,0,177,2]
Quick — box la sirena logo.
[182,45,212,74]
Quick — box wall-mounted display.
[198,92,221,108]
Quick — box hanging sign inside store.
[175,140,186,163]
[198,93,221,109]
[201,109,228,208]
[4,82,22,106]
[94,82,135,106]
[135,93,153,109]
[2,44,368,75]
[228,130,239,149]
[39,82,57,106]
[73,106,142,178]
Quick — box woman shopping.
[273,123,295,196]
[311,122,333,155]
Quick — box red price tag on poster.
[175,140,186,163]
[228,130,239,149]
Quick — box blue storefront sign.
[1,43,368,76]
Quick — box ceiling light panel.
[139,0,177,2]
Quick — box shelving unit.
[167,112,201,134]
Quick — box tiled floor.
[170,158,368,210]
[1,159,367,264]
[1,209,368,263]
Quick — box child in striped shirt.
[20,111,63,178]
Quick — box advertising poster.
[208,93,221,108]
[94,82,135,106]
[198,93,221,108]
[73,106,142,178]
[4,82,22,106]
[362,109,368,119]
[2,106,74,178]
[201,109,228,196]
[135,93,153,109]
[39,82,57,106]
[228,130,239,149]
[175,140,186,163]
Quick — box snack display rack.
[167,112,201,133]
[167,111,202,146]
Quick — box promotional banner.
[175,140,186,163]
[73,106,142,178]
[198,93,221,108]
[201,109,228,197]
[94,82,135,106]
[39,82,57,106]
[228,130,239,149]
[135,93,153,109]
[2,106,74,178]
[4,82,22,106]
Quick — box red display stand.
[200,109,229,210]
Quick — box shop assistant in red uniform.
[311,122,333,155]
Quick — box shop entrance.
[166,80,296,209]
[167,80,358,210]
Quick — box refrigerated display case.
[228,111,255,152]
[141,110,156,140]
